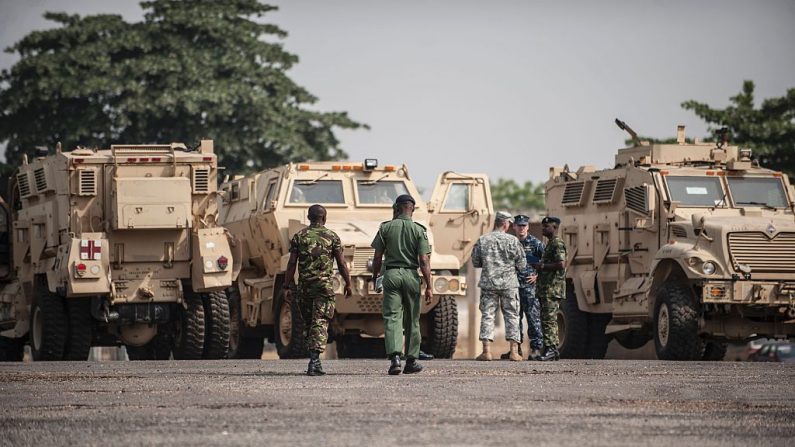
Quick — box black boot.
[500,344,523,360]
[418,351,434,361]
[403,358,424,374]
[307,351,326,376]
[539,346,560,362]
[388,354,402,375]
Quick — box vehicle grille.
[352,248,374,271]
[728,232,795,273]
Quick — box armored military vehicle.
[218,160,492,359]
[0,141,234,361]
[546,121,795,360]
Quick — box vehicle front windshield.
[288,180,345,204]
[356,181,409,205]
[727,177,789,208]
[665,176,724,207]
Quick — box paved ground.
[1,360,793,446]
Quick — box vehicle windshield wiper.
[710,192,728,211]
[736,201,777,211]
[360,174,389,185]
[297,173,328,185]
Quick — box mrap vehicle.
[218,159,493,359]
[0,141,234,361]
[546,121,795,360]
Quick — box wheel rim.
[279,303,292,347]
[556,310,566,349]
[657,302,670,348]
[32,306,43,351]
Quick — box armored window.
[34,168,48,192]
[78,170,97,196]
[289,180,344,204]
[192,167,210,194]
[625,186,650,215]
[727,177,788,209]
[262,180,278,210]
[593,178,619,204]
[561,182,585,207]
[16,172,32,198]
[665,176,723,207]
[230,182,240,201]
[443,184,469,211]
[356,181,409,205]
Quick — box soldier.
[283,204,352,376]
[531,216,567,362]
[471,211,526,361]
[371,194,432,375]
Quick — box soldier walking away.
[498,214,545,361]
[283,205,352,376]
[471,211,527,362]
[371,194,433,375]
[531,217,567,362]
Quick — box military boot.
[418,350,434,361]
[403,358,424,374]
[500,343,523,360]
[528,348,542,361]
[475,340,492,361]
[388,354,402,375]
[539,346,560,362]
[307,351,326,376]
[509,341,522,362]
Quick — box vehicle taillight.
[217,256,228,270]
[75,263,87,276]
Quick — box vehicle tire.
[172,294,205,360]
[0,336,25,361]
[64,298,93,360]
[421,295,458,359]
[558,281,588,359]
[30,278,68,361]
[653,282,703,361]
[586,312,612,359]
[702,341,727,361]
[274,289,307,359]
[202,291,231,359]
[227,287,264,359]
[336,334,385,359]
[614,330,651,350]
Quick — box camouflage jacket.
[289,224,342,285]
[537,236,567,299]
[471,231,526,290]
[517,235,545,289]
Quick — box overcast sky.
[1,0,793,194]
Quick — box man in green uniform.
[531,216,567,362]
[371,194,432,375]
[283,204,352,376]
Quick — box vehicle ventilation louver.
[593,178,618,204]
[561,182,586,207]
[34,168,48,192]
[17,172,32,198]
[625,186,649,215]
[192,168,210,194]
[78,170,97,196]
[670,225,687,238]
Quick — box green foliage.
[0,0,365,184]
[682,81,795,177]
[490,178,545,213]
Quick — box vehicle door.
[427,172,493,263]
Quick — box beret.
[542,216,561,225]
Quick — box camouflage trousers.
[479,288,520,343]
[538,294,561,349]
[519,287,543,351]
[297,281,336,353]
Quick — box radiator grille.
[78,170,97,196]
[353,248,374,271]
[625,186,649,215]
[670,225,688,238]
[728,232,795,273]
[593,178,618,204]
[34,168,48,192]
[192,167,210,194]
[17,172,32,198]
[562,182,585,207]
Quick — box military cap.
[514,214,530,225]
[394,194,416,205]
[495,211,514,223]
[542,216,561,225]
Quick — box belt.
[385,265,414,270]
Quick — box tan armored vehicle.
[218,159,492,358]
[0,141,234,361]
[546,121,795,360]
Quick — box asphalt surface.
[1,359,793,447]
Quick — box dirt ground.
[1,359,793,446]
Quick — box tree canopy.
[0,0,365,182]
[490,178,545,214]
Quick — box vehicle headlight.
[448,278,460,292]
[433,277,449,293]
[702,261,716,275]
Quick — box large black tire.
[421,295,458,359]
[653,282,703,360]
[336,334,385,359]
[558,282,588,359]
[172,295,205,360]
[202,291,231,359]
[227,287,264,359]
[586,313,612,359]
[0,336,25,361]
[64,298,93,360]
[30,278,68,361]
[615,330,651,350]
[274,290,307,359]
[702,341,727,361]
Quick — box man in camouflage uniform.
[471,211,526,361]
[283,204,352,376]
[531,216,567,362]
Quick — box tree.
[682,81,795,178]
[490,178,545,214]
[0,0,365,189]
